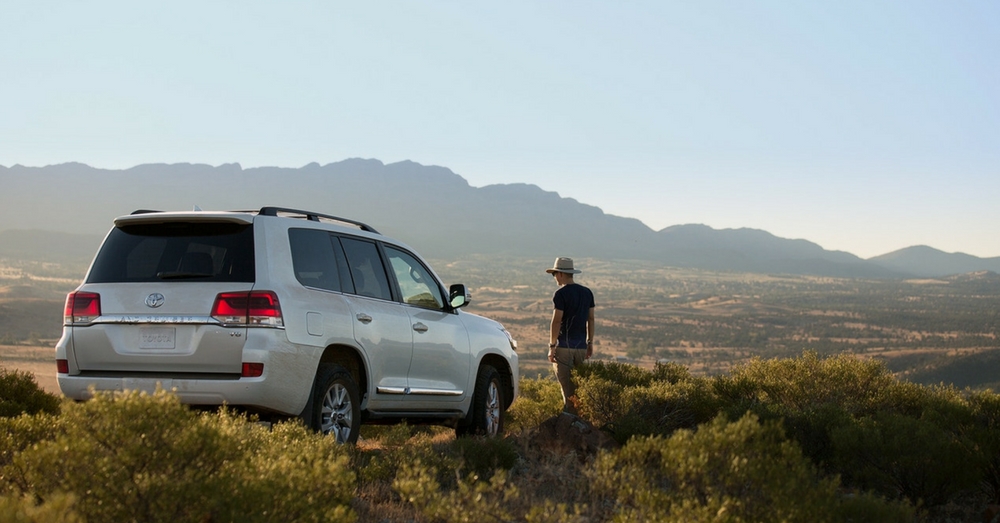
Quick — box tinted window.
[289,228,341,292]
[87,222,255,283]
[384,246,445,309]
[340,237,392,301]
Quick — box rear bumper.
[57,374,297,414]
[56,329,320,416]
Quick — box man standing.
[546,257,595,414]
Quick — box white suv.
[56,207,518,443]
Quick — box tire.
[309,364,361,444]
[457,364,504,438]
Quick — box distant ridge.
[869,246,1000,278]
[0,160,993,278]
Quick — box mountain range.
[1,160,998,279]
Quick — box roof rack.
[257,207,380,234]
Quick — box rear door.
[69,216,255,375]
[338,236,414,409]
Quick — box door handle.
[412,322,428,333]
[356,313,373,324]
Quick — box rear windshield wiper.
[156,271,213,280]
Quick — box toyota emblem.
[145,293,165,308]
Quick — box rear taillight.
[242,362,264,378]
[56,359,69,374]
[211,291,283,327]
[64,291,101,325]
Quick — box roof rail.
[257,207,380,234]
[130,209,161,215]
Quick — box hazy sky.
[2,2,998,258]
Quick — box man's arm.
[548,309,563,363]
[586,306,595,359]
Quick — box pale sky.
[2,2,998,258]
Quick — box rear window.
[87,222,255,283]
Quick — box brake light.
[57,359,69,374]
[211,291,283,327]
[242,362,264,378]
[64,291,101,325]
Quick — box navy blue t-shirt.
[553,283,595,349]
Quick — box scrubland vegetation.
[2,352,998,522]
[1,256,998,520]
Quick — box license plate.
[139,327,175,349]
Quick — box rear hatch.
[67,213,262,376]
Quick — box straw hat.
[545,257,581,274]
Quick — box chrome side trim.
[376,386,407,395]
[408,388,464,396]
[376,386,464,396]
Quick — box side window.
[384,246,445,310]
[288,228,341,292]
[340,237,393,301]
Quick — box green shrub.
[710,352,982,486]
[354,427,456,487]
[0,493,81,523]
[15,390,242,522]
[574,376,623,430]
[650,360,692,384]
[833,491,918,523]
[716,352,903,418]
[450,436,519,477]
[577,375,719,443]
[506,375,563,433]
[574,361,655,388]
[830,411,979,506]
[589,413,914,523]
[11,390,357,523]
[967,389,1000,503]
[0,368,60,417]
[394,460,518,523]
[224,420,356,523]
[0,413,62,494]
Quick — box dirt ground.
[0,344,59,395]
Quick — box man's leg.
[552,347,577,413]
[553,348,588,414]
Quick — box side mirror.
[449,284,471,309]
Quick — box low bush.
[0,493,80,523]
[714,351,903,419]
[575,364,720,443]
[4,390,357,523]
[574,360,655,388]
[830,411,980,506]
[966,390,1000,503]
[559,351,1000,514]
[0,367,60,418]
[506,375,563,432]
[589,413,915,523]
[450,436,519,477]
[354,425,457,488]
[650,360,692,384]
[394,461,518,523]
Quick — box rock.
[530,412,619,459]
